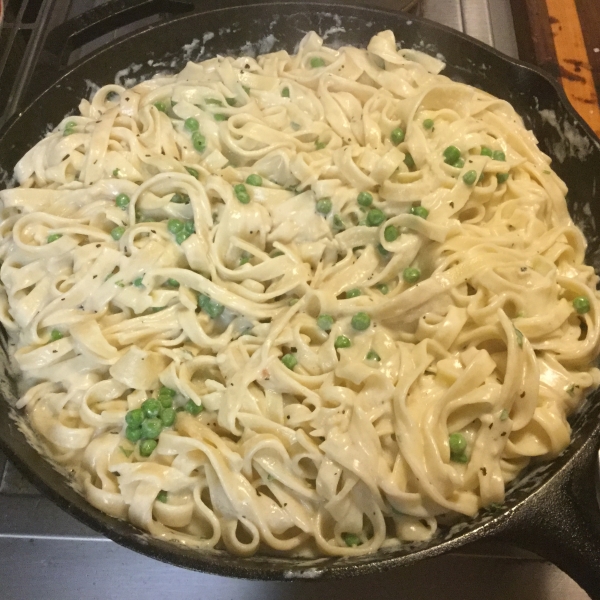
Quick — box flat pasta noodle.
[1,30,599,557]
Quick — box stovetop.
[0,1,590,598]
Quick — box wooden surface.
[511,0,600,136]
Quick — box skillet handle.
[42,0,194,70]
[493,433,600,600]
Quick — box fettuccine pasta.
[1,30,599,557]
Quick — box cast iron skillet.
[1,0,600,596]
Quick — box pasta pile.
[1,30,599,557]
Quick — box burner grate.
[0,0,61,128]
[0,0,188,128]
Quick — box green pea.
[366,350,381,361]
[183,220,195,234]
[141,398,161,419]
[310,57,326,68]
[573,296,591,314]
[315,140,327,150]
[125,425,143,443]
[366,208,386,227]
[111,227,125,241]
[493,150,506,161]
[198,294,224,319]
[451,452,468,464]
[316,314,334,331]
[234,183,251,204]
[449,432,467,454]
[500,409,509,421]
[410,205,429,219]
[288,298,298,306]
[404,152,415,169]
[154,101,167,112]
[316,198,332,215]
[377,243,390,257]
[481,146,493,157]
[214,113,228,121]
[463,170,478,185]
[166,278,180,287]
[334,335,351,349]
[139,438,158,457]
[168,219,184,234]
[443,145,461,165]
[384,225,398,242]
[454,157,465,169]
[239,253,250,266]
[63,121,76,136]
[185,166,199,178]
[497,172,509,184]
[197,294,211,311]
[184,399,203,415]
[158,394,173,410]
[175,230,191,245]
[170,192,190,204]
[281,87,290,97]
[345,288,361,298]
[403,267,421,284]
[156,490,168,503]
[50,329,63,341]
[115,193,130,209]
[332,214,345,231]
[357,191,373,207]
[125,408,144,428]
[281,353,298,370]
[141,417,162,440]
[158,386,176,402]
[184,117,199,132]
[47,233,62,243]
[192,131,206,152]
[245,174,263,186]
[133,277,144,287]
[206,300,224,319]
[449,434,468,463]
[390,127,405,146]
[160,407,176,427]
[226,97,237,106]
[376,283,389,295]
[423,118,434,130]
[342,532,361,547]
[113,168,121,178]
[351,312,371,331]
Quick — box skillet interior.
[0,2,600,579]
